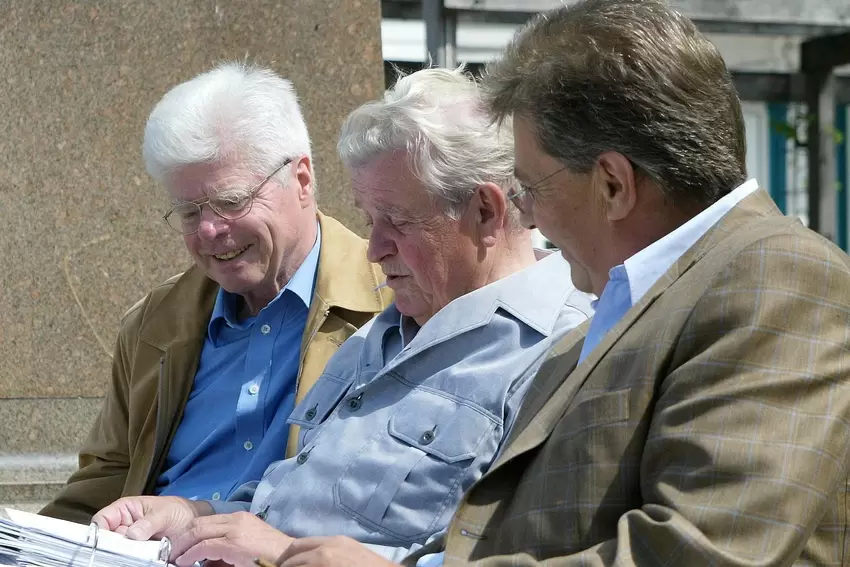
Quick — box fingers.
[124,517,160,541]
[175,539,231,567]
[125,501,178,541]
[92,497,144,531]
[171,514,293,567]
[170,518,233,560]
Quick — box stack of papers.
[0,508,170,567]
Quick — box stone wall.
[0,0,383,509]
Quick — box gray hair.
[143,61,313,185]
[484,0,747,206]
[338,66,516,219]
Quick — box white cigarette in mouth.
[374,282,389,291]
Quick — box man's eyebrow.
[170,185,251,206]
[378,203,409,216]
[355,198,409,218]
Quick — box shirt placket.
[234,301,289,470]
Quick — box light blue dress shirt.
[577,179,759,363]
[155,224,321,501]
[210,252,594,561]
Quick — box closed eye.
[212,191,252,211]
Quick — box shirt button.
[296,452,310,465]
[420,430,436,445]
[260,324,271,335]
[248,384,260,395]
[347,395,362,411]
[244,440,254,451]
[305,406,317,420]
[212,492,221,500]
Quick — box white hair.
[142,61,313,185]
[337,66,516,218]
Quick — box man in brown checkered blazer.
[274,0,850,566]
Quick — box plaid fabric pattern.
[437,189,850,567]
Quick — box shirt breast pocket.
[288,374,351,449]
[334,388,499,542]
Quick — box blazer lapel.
[489,188,784,472]
[492,268,677,468]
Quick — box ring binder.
[85,523,100,567]
[0,507,172,567]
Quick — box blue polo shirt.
[155,225,321,502]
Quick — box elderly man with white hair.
[92,67,594,567]
[42,63,392,524]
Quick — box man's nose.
[366,226,397,264]
[195,207,230,240]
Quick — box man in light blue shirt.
[93,66,594,567]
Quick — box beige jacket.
[431,189,850,566]
[42,212,392,524]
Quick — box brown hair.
[483,0,747,206]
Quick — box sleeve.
[469,234,850,566]
[208,499,252,515]
[39,308,141,524]
[361,543,428,563]
[210,479,258,514]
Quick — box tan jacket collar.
[495,187,788,468]
[313,211,385,312]
[137,211,386,350]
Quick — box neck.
[590,199,704,297]
[482,234,537,286]
[241,212,318,317]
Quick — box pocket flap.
[388,389,497,463]
[288,374,351,428]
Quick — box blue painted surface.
[767,103,789,214]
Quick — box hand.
[277,536,398,567]
[92,496,212,541]
[169,511,294,567]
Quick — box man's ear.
[593,152,637,222]
[293,156,314,206]
[469,182,508,247]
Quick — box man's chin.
[206,269,259,295]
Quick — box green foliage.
[771,114,844,147]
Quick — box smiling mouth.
[214,245,250,261]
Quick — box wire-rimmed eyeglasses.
[506,165,567,214]
[163,158,293,234]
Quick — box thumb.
[125,508,172,541]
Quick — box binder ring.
[159,536,173,563]
[85,523,100,567]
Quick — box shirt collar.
[367,252,577,367]
[415,250,579,345]
[621,178,759,306]
[207,222,322,336]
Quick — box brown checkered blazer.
[430,189,850,566]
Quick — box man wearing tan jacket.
[274,1,850,566]
[41,63,391,524]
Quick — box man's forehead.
[168,163,256,198]
[351,158,427,209]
